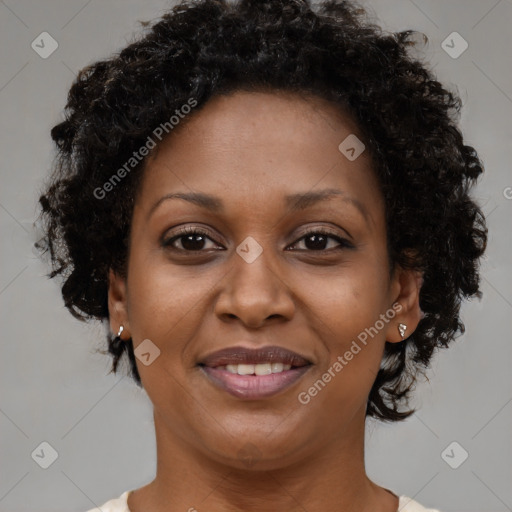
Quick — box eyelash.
[162,226,354,253]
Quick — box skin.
[109,90,422,512]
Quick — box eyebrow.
[148,192,223,219]
[285,189,368,221]
[147,188,369,222]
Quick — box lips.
[197,345,312,368]
[197,345,313,400]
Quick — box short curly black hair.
[37,0,487,422]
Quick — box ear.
[385,265,423,343]
[108,268,130,340]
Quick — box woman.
[36,0,487,510]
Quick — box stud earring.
[116,325,124,341]
[398,323,407,339]
[111,325,125,351]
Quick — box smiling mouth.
[197,345,313,400]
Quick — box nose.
[214,243,295,329]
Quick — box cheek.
[298,256,389,397]
[124,255,205,406]
[126,245,211,332]
[302,256,389,340]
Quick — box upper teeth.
[219,363,292,375]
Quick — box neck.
[128,406,397,512]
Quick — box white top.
[85,490,441,511]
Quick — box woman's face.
[109,90,419,469]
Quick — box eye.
[288,229,354,252]
[162,226,354,253]
[162,226,222,252]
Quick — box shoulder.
[399,495,441,511]
[83,490,131,512]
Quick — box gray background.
[0,1,511,511]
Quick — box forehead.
[136,90,383,220]
[158,89,365,156]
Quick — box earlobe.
[386,266,423,344]
[107,268,130,337]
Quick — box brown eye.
[289,230,354,252]
[162,227,222,252]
